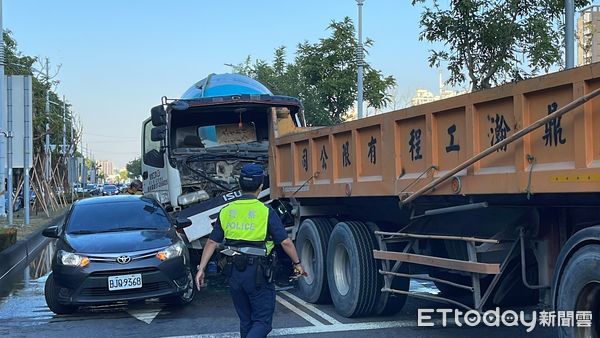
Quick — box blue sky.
[4,0,449,168]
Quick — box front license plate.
[108,274,143,291]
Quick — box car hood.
[65,229,177,254]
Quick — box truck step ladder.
[373,230,521,311]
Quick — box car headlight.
[58,250,90,267]
[156,242,185,261]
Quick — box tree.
[118,169,128,182]
[234,17,396,125]
[3,30,77,154]
[126,157,142,179]
[411,0,591,91]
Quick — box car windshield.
[66,200,170,234]
[104,185,116,190]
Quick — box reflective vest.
[219,199,274,255]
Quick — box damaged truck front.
[141,74,304,249]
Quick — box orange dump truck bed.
[270,63,600,200]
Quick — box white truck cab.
[141,74,304,248]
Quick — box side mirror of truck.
[151,126,166,142]
[151,105,167,126]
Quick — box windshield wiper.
[99,226,165,232]
[69,226,164,234]
[67,230,98,235]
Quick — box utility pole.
[566,0,575,69]
[356,0,365,119]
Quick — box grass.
[3,206,69,242]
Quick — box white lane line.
[271,320,420,335]
[275,296,323,327]
[279,291,342,325]
[162,319,427,338]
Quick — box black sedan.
[102,185,119,196]
[42,195,195,314]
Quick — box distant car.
[42,195,194,314]
[102,185,119,196]
[85,184,99,195]
[73,184,84,194]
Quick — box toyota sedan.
[42,195,195,314]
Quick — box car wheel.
[44,273,77,315]
[165,270,196,305]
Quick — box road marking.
[275,296,323,326]
[279,291,341,325]
[162,319,425,338]
[126,304,163,324]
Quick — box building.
[410,72,466,106]
[96,160,115,178]
[411,89,437,106]
[577,5,600,66]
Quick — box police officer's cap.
[240,163,264,186]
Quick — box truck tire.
[556,244,600,338]
[366,222,408,316]
[45,273,77,315]
[327,221,378,317]
[296,218,335,304]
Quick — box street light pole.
[44,58,51,181]
[356,0,365,119]
[6,77,13,225]
[0,0,6,219]
[566,0,575,69]
[24,77,31,225]
[62,95,66,161]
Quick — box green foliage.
[3,30,76,154]
[126,157,142,179]
[233,17,395,125]
[411,0,591,90]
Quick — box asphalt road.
[0,243,558,338]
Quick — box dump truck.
[144,66,600,337]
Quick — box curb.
[0,212,66,290]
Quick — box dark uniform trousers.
[228,262,275,338]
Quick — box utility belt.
[221,247,275,285]
[226,254,271,269]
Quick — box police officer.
[195,163,305,338]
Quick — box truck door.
[141,118,169,199]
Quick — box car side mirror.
[151,105,167,126]
[174,217,192,229]
[151,126,167,142]
[42,225,59,238]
